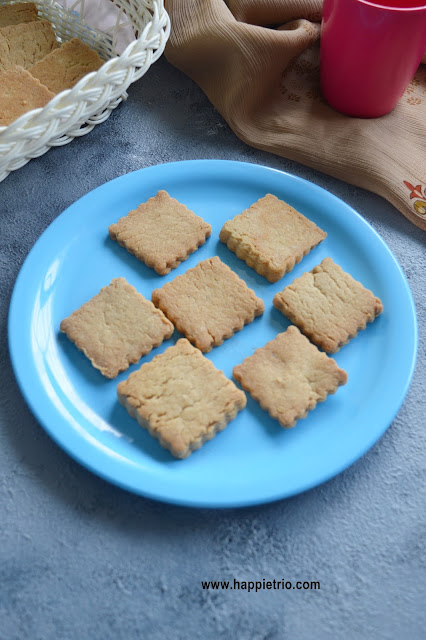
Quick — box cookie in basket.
[0,2,38,28]
[219,193,326,282]
[152,256,264,352]
[60,277,174,378]
[273,257,383,352]
[30,38,104,94]
[0,20,58,72]
[233,326,348,428]
[109,190,212,275]
[0,66,54,126]
[117,338,247,458]
[0,0,169,182]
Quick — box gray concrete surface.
[0,57,425,640]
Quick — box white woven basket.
[0,0,170,181]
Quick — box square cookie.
[219,193,326,282]
[0,20,58,72]
[0,66,54,126]
[233,326,347,428]
[273,257,383,353]
[109,190,212,275]
[0,3,38,29]
[29,38,104,94]
[152,256,264,352]
[117,338,247,458]
[60,278,173,378]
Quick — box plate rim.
[8,159,418,508]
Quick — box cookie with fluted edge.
[29,38,103,94]
[233,326,347,428]
[0,3,38,29]
[60,277,174,378]
[273,257,383,353]
[152,256,264,352]
[0,66,54,126]
[0,20,58,72]
[109,190,212,275]
[219,193,326,282]
[117,338,247,458]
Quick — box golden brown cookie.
[117,338,247,458]
[109,190,212,275]
[29,38,104,94]
[0,20,58,72]
[0,66,54,126]
[152,256,264,352]
[219,193,326,282]
[60,278,174,378]
[273,257,383,353]
[233,326,347,428]
[0,2,38,28]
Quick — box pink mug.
[320,0,426,118]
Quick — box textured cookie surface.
[60,278,174,378]
[0,2,38,28]
[117,338,247,458]
[0,65,54,126]
[219,193,326,282]
[29,37,104,94]
[152,256,264,352]
[233,326,347,428]
[273,257,383,353]
[109,190,212,275]
[0,20,58,72]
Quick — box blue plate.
[8,160,417,507]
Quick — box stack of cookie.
[0,2,103,126]
[61,190,383,459]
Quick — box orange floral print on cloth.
[404,181,426,217]
[164,0,426,231]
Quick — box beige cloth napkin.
[164,0,426,231]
